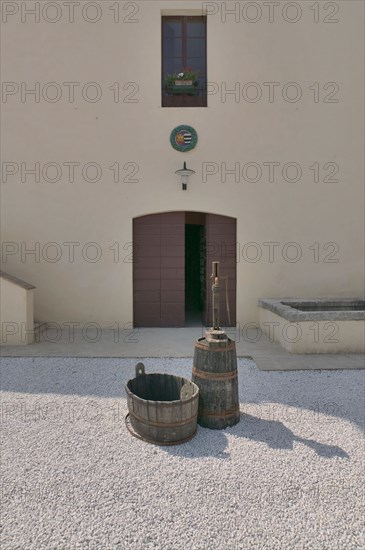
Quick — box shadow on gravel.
[0,359,126,398]
[164,414,349,460]
[231,414,349,459]
[1,358,363,440]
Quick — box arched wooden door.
[133,212,236,327]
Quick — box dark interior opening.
[185,223,205,326]
[127,374,186,402]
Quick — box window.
[162,16,207,107]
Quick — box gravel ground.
[1,357,364,550]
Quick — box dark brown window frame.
[162,15,207,108]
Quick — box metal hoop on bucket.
[125,413,197,446]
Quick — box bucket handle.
[135,362,145,377]
[181,381,195,401]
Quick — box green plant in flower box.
[164,68,200,95]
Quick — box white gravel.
[1,357,364,550]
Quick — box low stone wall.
[259,299,365,354]
[0,271,35,345]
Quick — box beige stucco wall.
[1,1,364,327]
[0,277,34,344]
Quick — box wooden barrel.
[125,363,199,445]
[192,337,240,429]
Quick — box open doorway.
[185,223,205,326]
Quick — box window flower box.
[164,68,200,96]
[174,80,193,86]
[167,83,199,96]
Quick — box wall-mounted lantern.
[175,161,195,191]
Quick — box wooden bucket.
[125,363,199,445]
[192,337,240,429]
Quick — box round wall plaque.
[170,125,198,152]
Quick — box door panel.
[133,279,160,291]
[205,214,236,327]
[160,212,185,326]
[161,268,184,279]
[161,279,185,291]
[133,212,185,327]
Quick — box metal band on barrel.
[192,367,238,380]
[129,410,198,428]
[195,339,236,352]
[200,407,240,417]
[125,414,197,446]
